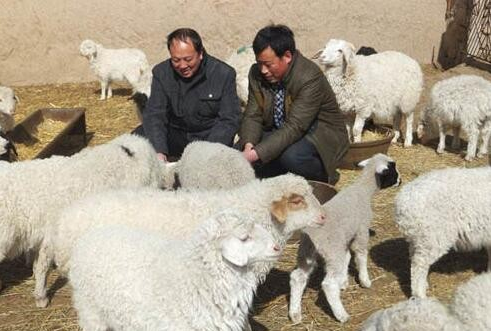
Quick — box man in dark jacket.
[238,24,349,184]
[141,28,241,162]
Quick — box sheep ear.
[340,43,355,74]
[311,49,323,59]
[270,196,288,223]
[14,95,20,103]
[357,158,370,168]
[221,237,248,267]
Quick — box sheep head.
[79,39,99,61]
[317,39,355,76]
[358,153,401,189]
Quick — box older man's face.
[256,46,292,84]
[169,38,203,78]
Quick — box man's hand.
[242,143,259,163]
[157,153,168,163]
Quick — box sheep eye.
[240,235,250,242]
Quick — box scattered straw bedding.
[1,64,490,331]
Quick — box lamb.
[316,39,423,146]
[289,153,401,323]
[417,75,491,161]
[394,166,491,298]
[450,272,491,331]
[79,39,150,100]
[226,46,255,106]
[69,209,281,331]
[174,140,255,190]
[36,173,324,308]
[360,297,462,331]
[0,133,166,305]
[0,132,17,162]
[0,85,18,133]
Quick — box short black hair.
[167,28,204,54]
[252,24,296,57]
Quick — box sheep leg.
[352,115,366,143]
[464,125,479,161]
[99,80,108,100]
[340,251,351,290]
[410,245,446,298]
[107,83,113,99]
[352,230,371,288]
[436,121,446,154]
[321,269,350,323]
[345,123,353,142]
[33,243,51,308]
[75,296,109,331]
[404,112,414,147]
[392,112,402,144]
[486,246,491,272]
[243,319,252,331]
[289,235,317,324]
[477,120,491,157]
[451,126,461,150]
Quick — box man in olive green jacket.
[238,24,349,184]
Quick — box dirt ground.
[0,62,490,331]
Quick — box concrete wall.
[0,0,447,86]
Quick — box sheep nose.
[316,214,326,225]
[273,244,281,252]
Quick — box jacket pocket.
[198,91,222,118]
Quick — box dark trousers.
[131,125,189,158]
[253,134,333,183]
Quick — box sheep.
[417,75,491,161]
[394,166,491,298]
[317,39,423,146]
[69,209,281,331]
[289,153,401,323]
[0,86,18,133]
[175,141,255,190]
[36,173,324,308]
[226,46,255,106]
[79,39,150,100]
[450,272,491,331]
[0,133,166,306]
[360,297,462,331]
[0,132,17,162]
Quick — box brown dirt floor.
[1,63,490,331]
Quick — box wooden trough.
[339,125,395,170]
[6,108,87,161]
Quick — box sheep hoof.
[360,278,372,288]
[340,279,349,290]
[35,296,49,308]
[403,142,412,148]
[335,311,350,323]
[289,311,302,324]
[477,152,487,159]
[436,148,445,154]
[464,155,475,161]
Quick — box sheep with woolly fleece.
[226,46,255,106]
[37,173,324,309]
[0,133,166,306]
[450,272,491,331]
[394,166,491,298]
[417,75,491,161]
[317,39,423,146]
[79,39,150,100]
[0,86,18,133]
[360,297,462,331]
[70,209,281,331]
[289,153,401,323]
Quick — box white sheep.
[360,297,462,331]
[0,132,16,162]
[37,173,324,308]
[69,210,281,331]
[0,133,166,306]
[417,75,491,161]
[226,46,255,106]
[394,166,491,298]
[317,39,423,146]
[79,39,150,100]
[450,272,491,331]
[175,141,255,190]
[0,86,18,133]
[289,153,401,323]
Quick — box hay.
[1,63,491,330]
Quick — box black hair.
[166,28,204,54]
[252,24,296,57]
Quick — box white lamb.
[394,166,491,298]
[0,134,165,305]
[360,297,462,331]
[69,210,281,331]
[174,141,255,190]
[226,46,255,106]
[417,75,491,161]
[37,173,324,308]
[450,272,491,331]
[79,39,150,100]
[289,153,401,323]
[0,85,18,133]
[317,39,423,146]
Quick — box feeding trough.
[339,124,395,170]
[6,108,87,161]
